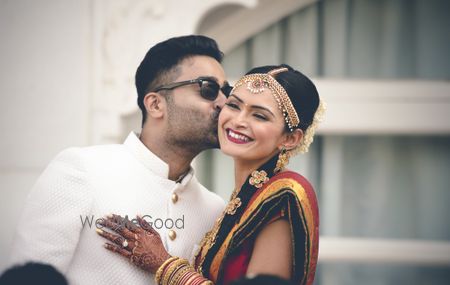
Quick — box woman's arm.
[246,219,293,279]
[97,214,213,284]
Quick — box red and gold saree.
[195,155,319,285]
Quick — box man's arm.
[9,147,93,273]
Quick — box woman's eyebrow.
[229,94,243,102]
[229,94,275,117]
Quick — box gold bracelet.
[166,262,190,285]
[182,271,197,285]
[190,274,208,285]
[171,264,193,285]
[185,272,201,285]
[176,267,196,285]
[163,258,190,285]
[167,263,187,285]
[155,256,179,285]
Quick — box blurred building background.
[1,0,449,284]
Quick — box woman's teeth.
[228,129,250,142]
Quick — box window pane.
[319,136,450,240]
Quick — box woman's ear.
[143,92,166,119]
[280,129,303,151]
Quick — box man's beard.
[165,104,220,153]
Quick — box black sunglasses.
[152,77,232,101]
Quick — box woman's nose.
[233,112,249,129]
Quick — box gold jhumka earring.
[274,146,290,174]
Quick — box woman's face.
[218,84,287,165]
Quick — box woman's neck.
[233,161,251,191]
[233,157,269,190]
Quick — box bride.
[97,64,325,285]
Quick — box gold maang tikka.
[231,67,300,132]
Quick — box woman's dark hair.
[245,64,320,133]
[135,35,224,126]
[199,66,320,284]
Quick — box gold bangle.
[167,264,187,285]
[155,256,179,285]
[163,258,190,285]
[171,264,193,285]
[190,274,208,285]
[182,271,198,285]
[185,273,201,285]
[176,268,197,285]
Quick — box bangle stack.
[154,256,213,285]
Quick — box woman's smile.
[225,128,253,144]
[218,85,288,165]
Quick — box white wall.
[0,0,250,272]
[0,0,91,270]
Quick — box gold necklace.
[195,188,242,273]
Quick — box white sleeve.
[9,147,93,274]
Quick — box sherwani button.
[168,230,177,240]
[171,193,178,204]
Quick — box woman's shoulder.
[255,170,318,209]
[244,169,319,230]
[268,170,314,192]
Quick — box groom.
[9,35,229,285]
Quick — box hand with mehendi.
[96,214,171,273]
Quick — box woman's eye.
[254,114,268,121]
[226,102,239,110]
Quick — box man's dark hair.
[135,35,224,126]
[0,262,68,285]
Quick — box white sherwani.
[9,132,225,285]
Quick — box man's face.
[164,55,228,152]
